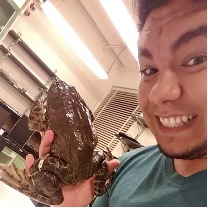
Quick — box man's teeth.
[159,115,194,128]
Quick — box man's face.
[138,0,207,159]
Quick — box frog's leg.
[30,154,73,205]
[30,168,63,205]
[93,148,115,196]
[28,97,48,132]
[0,163,61,205]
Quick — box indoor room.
[1,0,204,207]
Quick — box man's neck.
[174,157,207,177]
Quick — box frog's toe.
[93,161,115,196]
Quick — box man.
[26,0,207,206]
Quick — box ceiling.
[45,0,139,76]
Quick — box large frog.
[0,78,114,205]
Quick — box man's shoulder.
[120,145,161,162]
[117,145,165,171]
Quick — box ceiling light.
[99,0,138,61]
[41,1,108,79]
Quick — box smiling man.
[138,0,207,163]
[25,0,207,206]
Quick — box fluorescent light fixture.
[41,1,108,79]
[100,0,138,61]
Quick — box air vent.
[94,87,142,151]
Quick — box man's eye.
[185,55,207,66]
[140,68,158,76]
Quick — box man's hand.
[25,130,120,206]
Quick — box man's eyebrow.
[171,25,207,52]
[138,48,153,59]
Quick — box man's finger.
[39,130,54,157]
[25,154,35,176]
[108,159,120,172]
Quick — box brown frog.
[0,78,114,205]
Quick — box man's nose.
[149,71,182,105]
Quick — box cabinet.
[0,0,27,41]
[0,0,20,40]
[0,146,25,170]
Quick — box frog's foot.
[0,162,32,190]
[0,162,62,205]
[30,170,63,205]
[29,154,74,205]
[31,154,74,183]
[93,160,115,196]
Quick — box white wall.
[0,181,35,207]
[113,71,140,90]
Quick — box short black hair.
[133,0,171,32]
[133,0,206,32]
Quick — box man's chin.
[157,142,207,160]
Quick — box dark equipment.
[115,132,143,150]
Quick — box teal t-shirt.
[93,145,207,207]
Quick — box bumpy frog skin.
[0,78,114,205]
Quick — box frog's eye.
[184,55,207,66]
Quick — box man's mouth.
[159,115,195,128]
